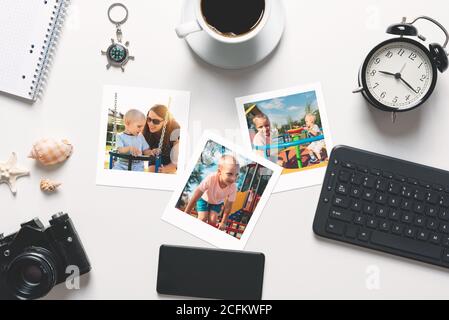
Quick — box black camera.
[0,213,91,300]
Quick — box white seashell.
[40,178,62,193]
[29,138,73,166]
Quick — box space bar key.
[371,231,442,260]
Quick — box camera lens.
[22,265,43,285]
[6,248,58,300]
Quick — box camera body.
[0,213,91,300]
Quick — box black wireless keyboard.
[313,146,449,269]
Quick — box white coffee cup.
[176,0,272,45]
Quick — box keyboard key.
[427,219,438,231]
[401,199,412,211]
[408,178,419,186]
[395,174,406,183]
[420,181,432,189]
[417,230,429,241]
[342,161,356,170]
[383,171,394,179]
[351,200,362,212]
[371,231,441,260]
[336,184,349,195]
[401,186,413,198]
[413,203,425,214]
[433,184,444,192]
[425,206,438,218]
[413,188,425,201]
[357,166,368,173]
[371,169,381,176]
[376,179,387,192]
[333,196,349,208]
[345,225,358,239]
[358,230,370,242]
[440,223,449,234]
[443,236,449,247]
[443,250,449,263]
[439,195,449,207]
[350,187,362,198]
[363,176,376,188]
[326,220,345,235]
[401,213,414,224]
[440,209,449,221]
[426,192,439,204]
[339,170,351,183]
[350,174,363,186]
[392,224,403,235]
[379,221,391,232]
[330,209,353,222]
[414,216,426,227]
[375,207,388,218]
[375,193,387,204]
[388,182,400,195]
[388,196,400,208]
[363,190,375,201]
[363,204,375,215]
[389,210,400,221]
[354,215,365,225]
[367,218,378,229]
[404,227,416,238]
[430,233,441,245]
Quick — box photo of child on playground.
[175,140,275,240]
[243,90,329,175]
[103,95,181,175]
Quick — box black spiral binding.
[30,0,70,100]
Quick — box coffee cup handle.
[175,20,203,38]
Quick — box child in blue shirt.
[113,109,155,172]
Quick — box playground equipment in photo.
[255,127,325,169]
[107,93,171,173]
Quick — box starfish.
[0,153,30,195]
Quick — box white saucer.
[180,0,285,69]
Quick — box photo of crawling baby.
[175,140,276,240]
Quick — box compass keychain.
[101,3,134,72]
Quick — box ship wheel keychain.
[353,16,449,122]
[101,3,134,72]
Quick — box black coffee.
[201,0,265,37]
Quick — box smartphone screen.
[157,245,265,300]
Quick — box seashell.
[29,138,73,166]
[40,178,62,193]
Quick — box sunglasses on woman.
[147,117,163,125]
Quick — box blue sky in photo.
[251,90,318,127]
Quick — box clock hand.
[398,77,418,94]
[379,70,396,77]
[399,63,407,74]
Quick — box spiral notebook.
[0,0,70,102]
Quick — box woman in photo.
[143,104,181,174]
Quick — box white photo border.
[96,85,190,191]
[161,131,283,250]
[235,83,334,193]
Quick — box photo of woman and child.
[243,90,329,175]
[175,140,275,240]
[106,103,180,174]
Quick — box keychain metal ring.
[108,3,128,26]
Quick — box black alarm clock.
[354,16,448,120]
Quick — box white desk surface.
[1,0,449,300]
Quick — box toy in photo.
[236,83,333,193]
[162,132,282,250]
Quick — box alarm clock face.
[107,43,128,64]
[361,38,438,111]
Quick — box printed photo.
[236,83,333,193]
[96,85,190,191]
[162,132,282,250]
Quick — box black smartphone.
[157,245,265,300]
